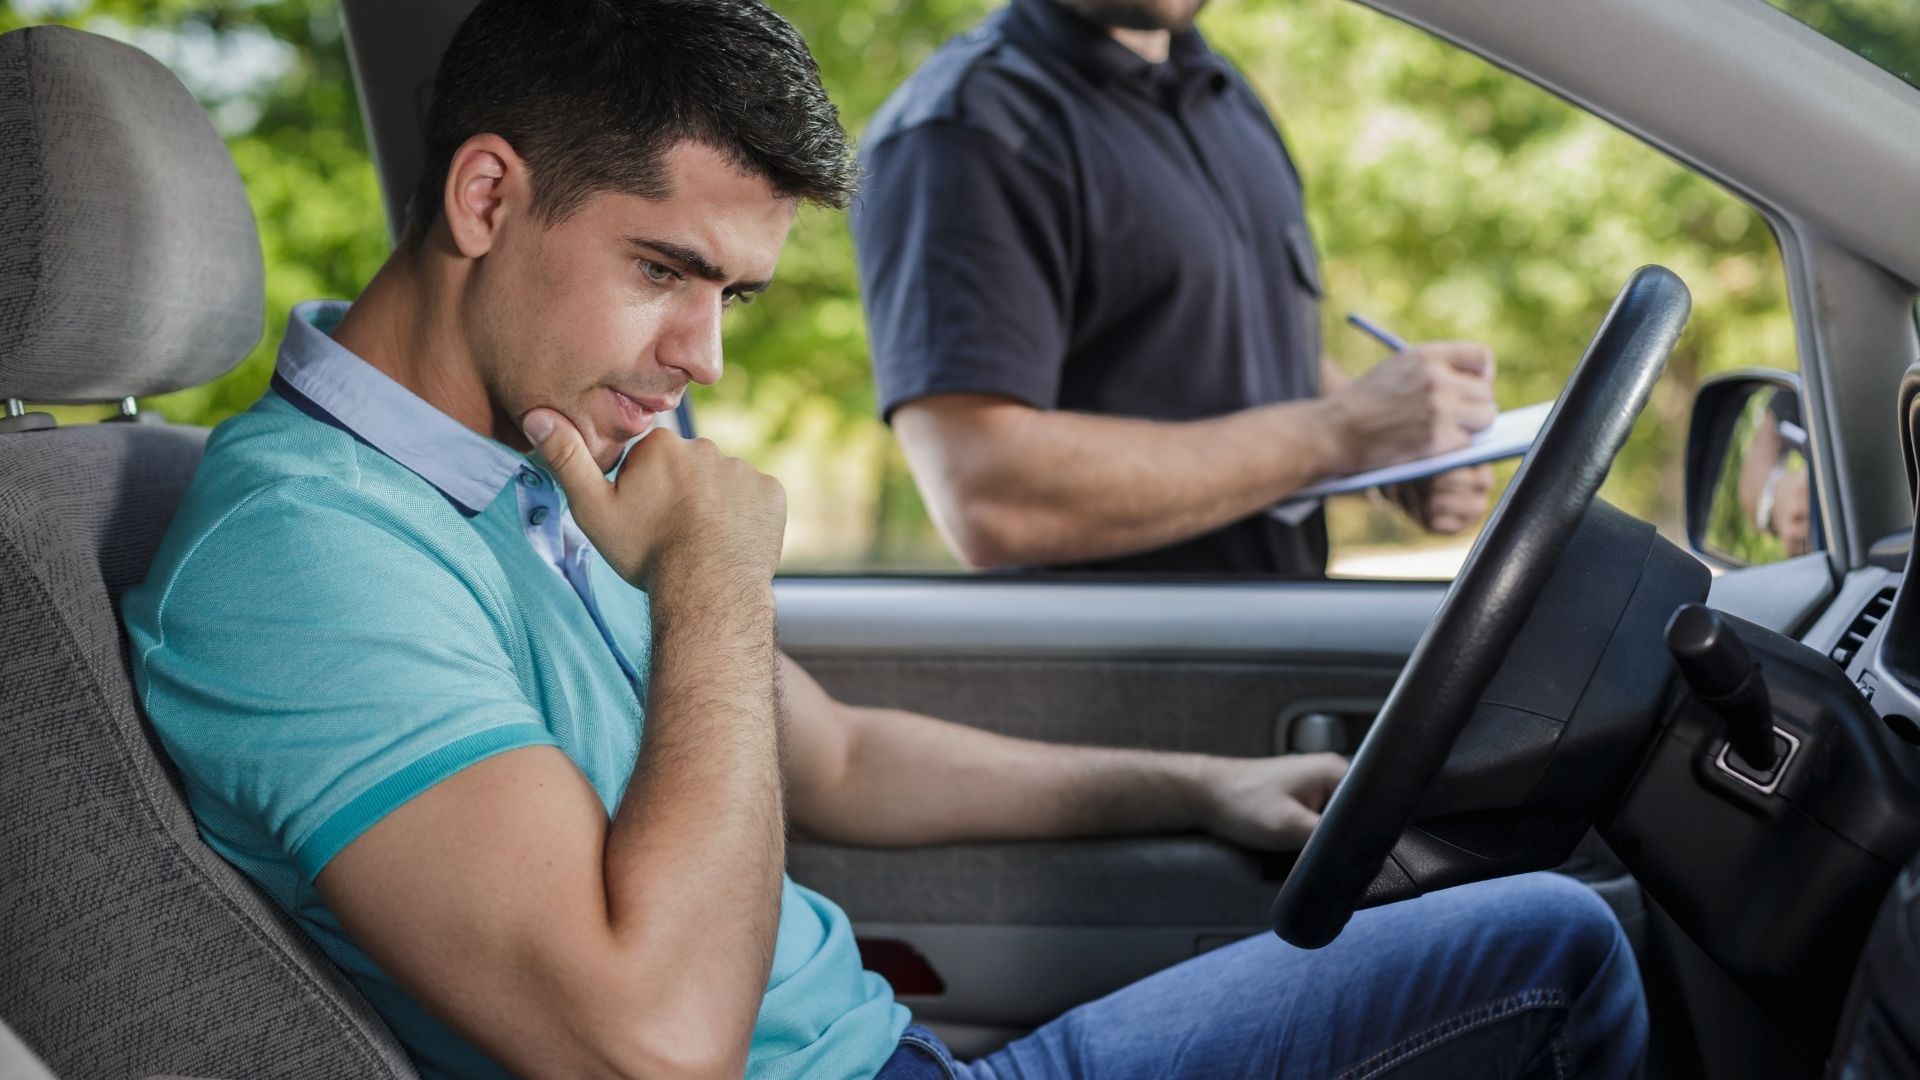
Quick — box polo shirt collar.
[1005,0,1231,90]
[272,300,524,517]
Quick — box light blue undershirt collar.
[274,300,524,516]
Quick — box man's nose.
[660,296,725,387]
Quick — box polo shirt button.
[528,505,551,526]
[518,468,543,487]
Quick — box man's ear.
[442,133,524,259]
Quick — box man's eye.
[640,260,677,284]
[722,291,757,309]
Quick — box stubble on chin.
[1055,0,1207,32]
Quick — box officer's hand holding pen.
[1316,313,1497,474]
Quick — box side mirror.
[1685,370,1821,567]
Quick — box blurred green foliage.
[3,0,387,432]
[1704,392,1802,567]
[1766,0,1920,91]
[739,0,1805,569]
[7,0,1816,573]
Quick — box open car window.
[14,0,1802,581]
[743,0,1800,579]
[1760,0,1920,94]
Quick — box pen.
[1345,312,1409,353]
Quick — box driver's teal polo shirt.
[121,301,907,1080]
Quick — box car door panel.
[790,837,1275,928]
[776,579,1442,661]
[778,578,1437,1053]
[792,654,1400,757]
[851,922,1257,1055]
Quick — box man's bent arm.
[893,344,1493,569]
[893,393,1345,568]
[315,574,785,1080]
[781,657,1344,852]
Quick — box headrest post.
[103,395,164,426]
[0,400,56,434]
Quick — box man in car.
[122,0,1644,1076]
[852,0,1498,575]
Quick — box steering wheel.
[1271,265,1692,948]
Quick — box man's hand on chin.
[1193,752,1349,852]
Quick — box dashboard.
[1819,359,1920,750]
[1821,564,1911,736]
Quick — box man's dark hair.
[404,0,856,245]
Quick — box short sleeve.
[851,120,1078,420]
[124,479,558,882]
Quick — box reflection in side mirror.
[1685,371,1821,568]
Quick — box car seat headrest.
[0,25,265,405]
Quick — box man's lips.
[607,388,672,436]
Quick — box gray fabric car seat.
[0,25,415,1080]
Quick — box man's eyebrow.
[625,236,771,293]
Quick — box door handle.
[1274,699,1381,755]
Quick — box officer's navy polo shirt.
[852,0,1330,576]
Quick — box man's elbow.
[618,1029,748,1080]
[553,956,759,1080]
[896,400,1059,568]
[574,998,752,1080]
[938,495,1044,570]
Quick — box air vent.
[1831,587,1897,668]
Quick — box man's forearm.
[602,570,786,1059]
[794,702,1214,847]
[896,395,1351,568]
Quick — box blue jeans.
[875,873,1645,1079]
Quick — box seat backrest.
[0,25,414,1079]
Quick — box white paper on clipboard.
[1268,401,1554,525]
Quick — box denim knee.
[1489,872,1632,991]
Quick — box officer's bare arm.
[892,343,1494,569]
